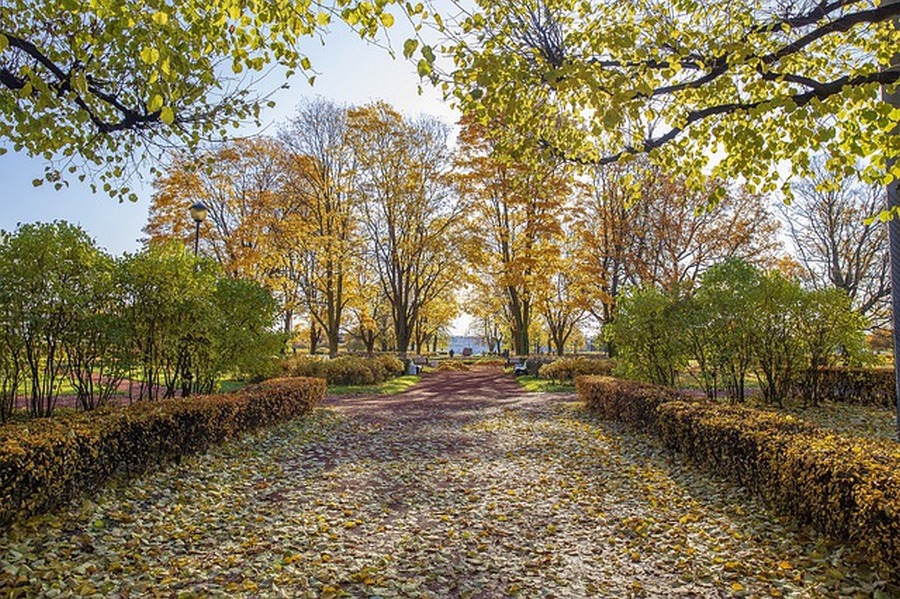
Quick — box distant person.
[449,349,455,358]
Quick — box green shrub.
[539,357,614,382]
[576,375,900,582]
[0,377,325,530]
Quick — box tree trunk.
[886,0,900,439]
[309,321,321,354]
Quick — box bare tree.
[780,160,890,325]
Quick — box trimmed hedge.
[539,357,615,382]
[282,355,405,386]
[0,376,325,530]
[795,367,894,407]
[436,360,471,372]
[577,375,900,581]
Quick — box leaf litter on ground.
[1,380,897,598]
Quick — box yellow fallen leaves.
[0,402,895,598]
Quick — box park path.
[0,369,888,598]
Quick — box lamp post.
[189,202,208,256]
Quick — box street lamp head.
[189,202,208,223]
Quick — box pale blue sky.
[0,19,458,256]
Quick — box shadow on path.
[319,368,559,424]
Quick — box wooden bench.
[507,356,527,376]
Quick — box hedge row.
[538,357,615,382]
[282,355,405,386]
[794,367,895,407]
[0,376,325,530]
[577,375,900,581]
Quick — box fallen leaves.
[0,392,897,598]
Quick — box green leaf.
[403,38,419,59]
[140,46,160,65]
[160,106,175,125]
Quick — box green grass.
[217,380,249,394]
[327,375,421,396]
[515,375,575,393]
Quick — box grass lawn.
[515,375,575,393]
[217,380,249,394]
[327,374,421,396]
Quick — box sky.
[0,15,471,333]
[0,17,459,257]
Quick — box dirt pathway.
[0,370,889,598]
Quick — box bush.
[436,360,471,372]
[539,357,615,382]
[281,354,405,386]
[525,356,555,377]
[577,375,900,582]
[0,377,325,530]
[794,367,894,407]
[576,376,697,433]
[372,355,406,379]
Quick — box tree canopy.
[439,0,900,197]
[0,0,424,199]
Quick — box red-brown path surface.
[320,369,551,418]
[0,369,883,597]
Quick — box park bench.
[408,356,429,375]
[507,356,527,376]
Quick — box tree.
[0,221,108,417]
[146,137,318,339]
[796,287,869,405]
[537,233,590,356]
[574,158,780,353]
[119,242,218,400]
[413,295,459,354]
[146,138,287,276]
[780,158,890,323]
[0,0,424,197]
[347,257,394,355]
[348,102,464,356]
[604,286,690,386]
[440,0,899,192]
[61,250,130,411]
[454,116,571,355]
[689,259,763,401]
[279,99,360,357]
[201,277,285,389]
[466,281,508,354]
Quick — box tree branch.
[543,69,900,166]
[1,30,162,134]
